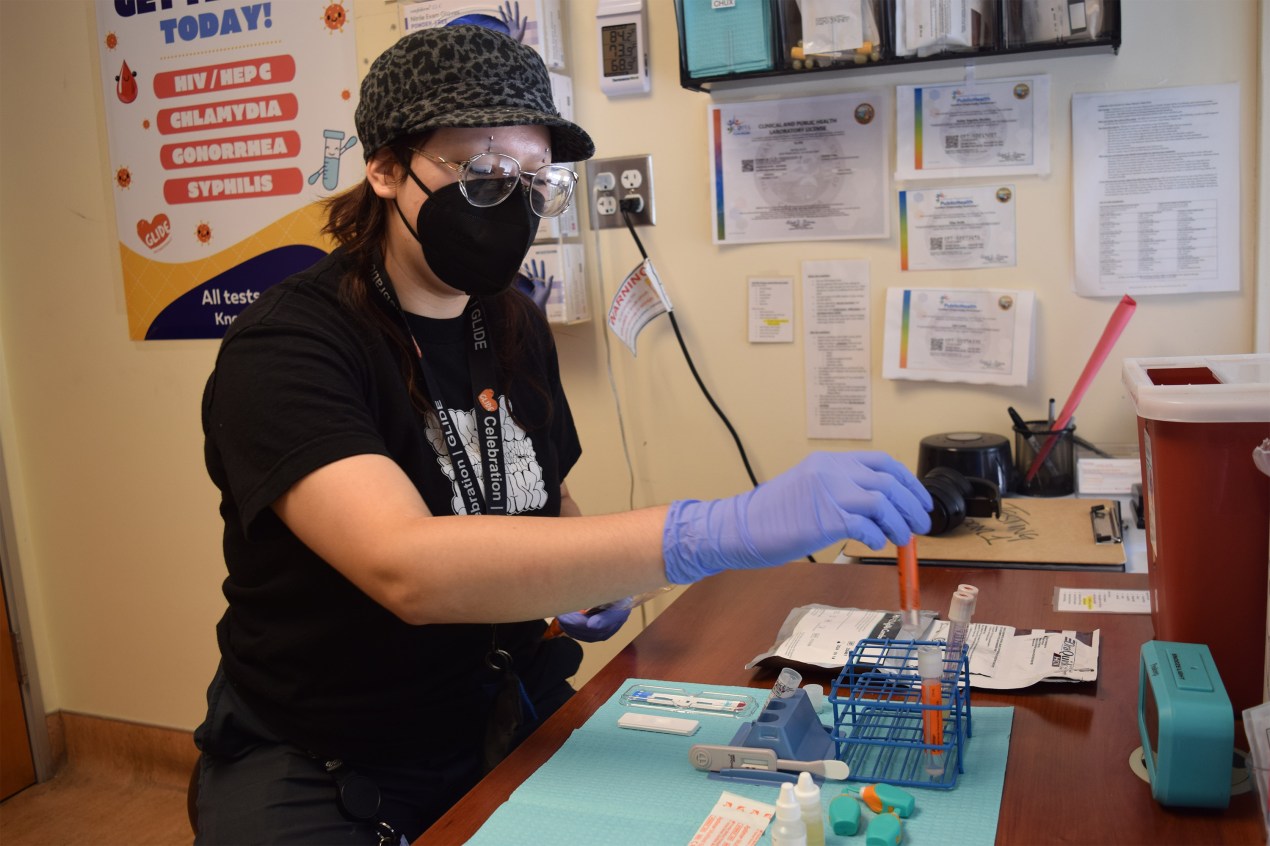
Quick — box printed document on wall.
[899,184,1017,270]
[748,277,795,343]
[709,93,889,244]
[896,76,1050,180]
[1072,84,1239,296]
[882,288,1035,386]
[803,261,871,439]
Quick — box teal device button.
[1166,646,1215,693]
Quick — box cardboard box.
[398,0,565,70]
[522,243,587,324]
[531,73,579,241]
[548,71,574,121]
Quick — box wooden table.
[419,563,1262,844]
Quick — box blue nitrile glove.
[662,451,934,585]
[554,601,633,642]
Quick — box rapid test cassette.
[620,684,758,719]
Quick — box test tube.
[896,539,921,632]
[917,644,945,776]
[956,584,979,612]
[943,591,974,681]
[768,667,803,703]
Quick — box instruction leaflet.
[747,605,1099,689]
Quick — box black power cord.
[618,202,816,562]
[619,203,758,488]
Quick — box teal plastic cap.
[828,794,861,836]
[866,811,903,846]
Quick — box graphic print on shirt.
[424,395,548,515]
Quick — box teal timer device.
[1137,640,1234,808]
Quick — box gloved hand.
[553,601,633,642]
[662,451,933,585]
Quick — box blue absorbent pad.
[466,678,1013,845]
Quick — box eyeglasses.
[413,149,577,218]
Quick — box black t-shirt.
[201,248,581,763]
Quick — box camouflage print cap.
[355,25,594,163]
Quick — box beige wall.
[0,0,1261,733]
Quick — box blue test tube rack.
[828,638,973,790]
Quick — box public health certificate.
[882,287,1035,386]
[709,93,889,244]
[896,76,1051,180]
[899,184,1017,270]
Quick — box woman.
[193,25,932,845]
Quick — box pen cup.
[1013,420,1075,496]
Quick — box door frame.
[0,426,53,781]
[1259,0,1269,352]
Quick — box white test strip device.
[627,690,748,713]
[617,712,701,736]
[690,744,779,772]
[688,744,852,780]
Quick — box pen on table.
[1025,294,1137,483]
[896,538,921,631]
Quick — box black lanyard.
[371,263,506,515]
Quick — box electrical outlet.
[593,171,617,192]
[585,155,655,230]
[595,195,618,216]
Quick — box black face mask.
[396,168,539,297]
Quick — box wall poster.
[95,0,361,339]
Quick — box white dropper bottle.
[771,781,808,846]
[794,771,825,846]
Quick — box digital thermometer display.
[602,22,639,78]
[596,0,649,96]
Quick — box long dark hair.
[320,136,554,429]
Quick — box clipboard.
[842,497,1126,569]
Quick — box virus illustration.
[115,166,132,189]
[321,2,347,32]
[104,32,118,50]
[196,222,213,244]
